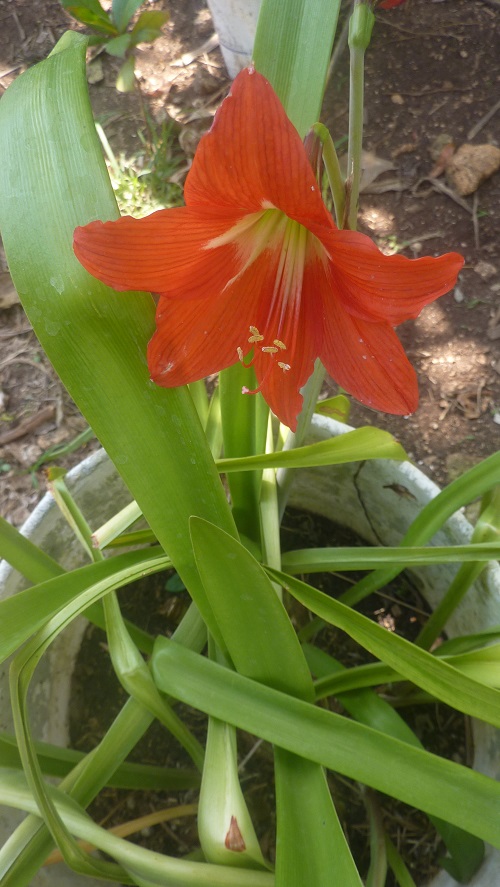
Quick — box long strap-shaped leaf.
[0,771,274,887]
[267,567,500,729]
[253,0,342,135]
[0,31,236,604]
[190,518,363,886]
[152,639,500,848]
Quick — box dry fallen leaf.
[446,143,500,196]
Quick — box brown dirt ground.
[1,0,500,526]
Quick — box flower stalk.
[347,1,375,230]
[311,123,346,228]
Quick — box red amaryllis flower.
[74,67,463,431]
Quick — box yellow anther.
[273,339,286,350]
[262,346,279,354]
[237,346,244,362]
[278,362,291,372]
[248,325,264,343]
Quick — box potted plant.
[1,1,500,885]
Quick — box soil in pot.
[68,507,469,885]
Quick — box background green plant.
[61,0,168,91]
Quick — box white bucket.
[206,0,262,77]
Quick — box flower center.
[206,207,325,395]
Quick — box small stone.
[87,58,104,85]
[474,260,497,280]
[391,93,404,105]
[446,143,500,196]
[453,285,465,303]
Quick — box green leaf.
[61,0,118,34]
[267,567,500,730]
[105,32,132,57]
[112,0,144,31]
[274,749,363,887]
[0,606,207,885]
[190,518,361,887]
[342,449,500,606]
[116,53,136,91]
[131,9,169,33]
[0,31,237,625]
[253,0,342,135]
[0,771,274,887]
[61,0,107,16]
[384,838,417,887]
[281,542,500,572]
[0,514,64,584]
[130,9,168,44]
[0,548,168,664]
[152,640,500,848]
[102,589,205,769]
[219,362,268,544]
[416,486,500,649]
[190,517,313,699]
[305,644,484,882]
[315,394,351,423]
[0,732,199,790]
[216,426,406,473]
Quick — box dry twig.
[0,405,56,445]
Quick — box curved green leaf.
[266,567,500,729]
[152,640,500,848]
[281,542,500,572]
[342,450,500,606]
[190,519,362,887]
[0,548,168,664]
[0,771,274,887]
[217,426,406,473]
[0,31,236,615]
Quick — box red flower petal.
[74,207,246,296]
[148,249,274,388]
[321,229,464,325]
[184,68,333,232]
[379,0,406,8]
[251,255,324,430]
[148,239,323,431]
[321,294,418,415]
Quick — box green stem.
[312,123,345,227]
[363,787,388,887]
[347,1,375,230]
[277,359,325,518]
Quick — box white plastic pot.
[1,414,499,885]
[206,0,261,78]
